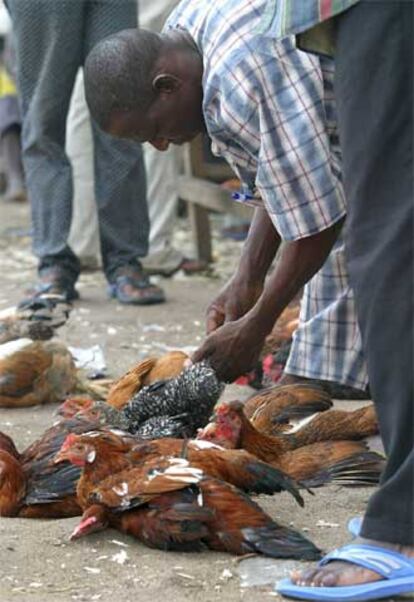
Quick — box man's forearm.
[235,207,281,284]
[247,218,345,336]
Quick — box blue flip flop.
[276,543,414,601]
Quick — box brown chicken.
[0,450,26,516]
[244,383,333,434]
[212,399,378,449]
[0,402,130,518]
[0,431,21,459]
[71,495,213,552]
[0,296,71,345]
[198,401,385,487]
[0,339,113,408]
[260,302,300,359]
[243,385,378,442]
[0,339,78,407]
[106,351,189,410]
[284,404,379,448]
[61,446,320,560]
[56,396,96,418]
[54,430,305,508]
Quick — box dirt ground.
[0,202,385,602]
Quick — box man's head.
[85,28,205,151]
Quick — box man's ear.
[152,73,181,94]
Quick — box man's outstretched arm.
[206,207,281,334]
[193,217,344,381]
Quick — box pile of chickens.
[0,340,384,560]
[0,297,384,560]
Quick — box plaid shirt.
[165,0,367,388]
[165,0,346,241]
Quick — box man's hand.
[193,314,265,382]
[206,276,263,334]
[195,217,344,383]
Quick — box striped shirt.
[259,0,360,55]
[165,0,367,388]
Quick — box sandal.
[276,543,414,601]
[20,267,79,307]
[108,267,165,305]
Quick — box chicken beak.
[70,516,98,540]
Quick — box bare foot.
[290,537,414,588]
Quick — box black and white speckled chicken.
[124,361,224,438]
[0,296,71,344]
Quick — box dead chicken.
[0,296,71,344]
[54,429,305,507]
[0,339,111,408]
[124,360,224,438]
[244,383,333,435]
[58,437,320,560]
[0,404,130,518]
[198,401,385,487]
[106,350,189,409]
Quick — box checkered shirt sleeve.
[205,36,346,240]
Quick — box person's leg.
[82,0,164,303]
[141,143,184,275]
[90,117,148,279]
[289,0,413,590]
[2,123,25,202]
[7,0,85,286]
[338,0,413,544]
[82,0,147,276]
[67,69,101,270]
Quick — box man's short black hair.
[84,28,163,130]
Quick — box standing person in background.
[7,0,165,305]
[67,0,207,277]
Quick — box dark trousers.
[7,0,149,283]
[335,1,413,545]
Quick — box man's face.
[108,80,205,151]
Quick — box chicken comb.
[215,400,243,416]
[60,433,79,452]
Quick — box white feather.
[285,413,318,434]
[164,465,203,478]
[167,458,190,467]
[164,475,201,484]
[0,338,33,360]
[190,440,224,451]
[113,482,129,496]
